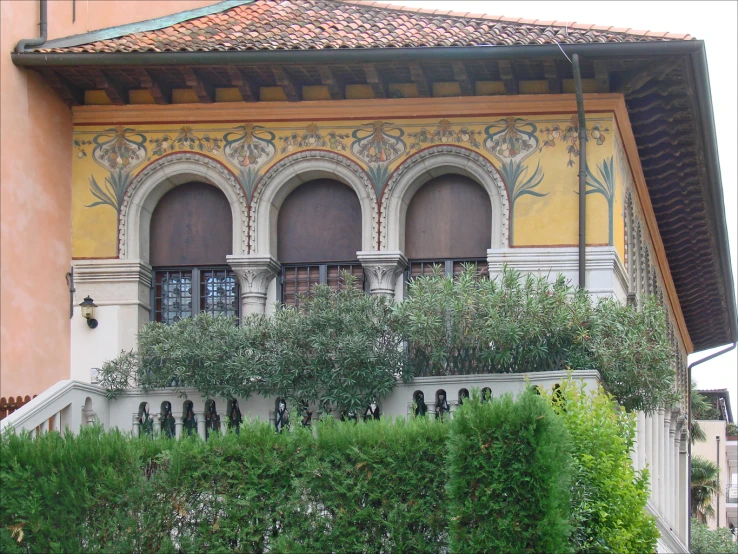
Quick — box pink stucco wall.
[0,0,217,398]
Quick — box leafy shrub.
[727,422,738,437]
[398,266,677,413]
[100,278,406,415]
[690,518,738,554]
[544,379,658,553]
[447,389,572,553]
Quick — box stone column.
[173,412,184,439]
[662,408,671,515]
[645,414,653,475]
[651,413,660,514]
[656,408,665,515]
[678,429,688,543]
[227,255,281,316]
[152,412,162,437]
[357,251,408,298]
[51,411,60,433]
[637,411,647,471]
[196,411,207,441]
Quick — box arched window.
[278,178,364,306]
[150,182,238,323]
[405,174,491,279]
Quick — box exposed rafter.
[38,69,84,106]
[225,66,258,102]
[94,70,128,105]
[409,62,432,97]
[273,67,300,102]
[181,67,214,103]
[318,66,344,100]
[135,68,171,104]
[498,61,518,95]
[452,61,474,96]
[543,59,562,94]
[363,63,387,99]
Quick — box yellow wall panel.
[71,111,618,259]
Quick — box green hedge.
[447,391,572,553]
[2,391,574,553]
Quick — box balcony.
[728,485,738,504]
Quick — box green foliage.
[544,379,658,553]
[398,266,677,413]
[727,422,738,437]
[691,455,721,519]
[690,518,738,554]
[273,416,449,552]
[100,277,405,415]
[447,390,572,553]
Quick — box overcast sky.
[404,0,738,414]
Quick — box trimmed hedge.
[2,391,572,553]
[448,390,572,553]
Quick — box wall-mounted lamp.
[79,296,98,328]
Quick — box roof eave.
[11,40,704,67]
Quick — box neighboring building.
[2,1,737,552]
[693,389,738,533]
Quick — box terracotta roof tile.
[37,0,694,54]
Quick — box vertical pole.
[716,435,720,527]
[572,53,587,290]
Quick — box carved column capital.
[357,251,408,297]
[227,255,281,315]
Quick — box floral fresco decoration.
[148,127,223,159]
[484,117,546,244]
[351,121,406,193]
[85,127,147,214]
[538,116,610,166]
[406,119,482,153]
[223,123,277,201]
[279,123,350,154]
[585,156,616,245]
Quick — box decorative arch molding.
[250,150,378,257]
[119,153,248,261]
[380,145,510,251]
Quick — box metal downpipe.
[573,53,587,290]
[15,0,48,53]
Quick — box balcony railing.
[727,485,738,504]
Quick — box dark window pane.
[155,270,193,324]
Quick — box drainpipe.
[15,0,48,53]
[716,435,721,527]
[687,337,737,545]
[572,53,587,290]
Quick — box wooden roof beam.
[94,70,129,105]
[409,62,432,97]
[38,69,84,106]
[543,59,562,93]
[452,61,474,96]
[225,66,258,102]
[498,61,518,94]
[272,67,300,102]
[364,63,387,99]
[135,68,171,104]
[318,66,344,100]
[181,67,214,103]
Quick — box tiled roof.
[38,0,693,54]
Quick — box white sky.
[402,0,738,414]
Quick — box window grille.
[153,266,238,323]
[280,263,365,307]
[406,258,488,282]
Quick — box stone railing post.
[357,251,408,298]
[173,412,184,438]
[196,411,207,441]
[132,413,140,438]
[227,255,281,316]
